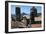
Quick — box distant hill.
[21,12,28,15]
[11,13,41,17]
[21,12,29,16]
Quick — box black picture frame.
[5,1,45,33]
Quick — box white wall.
[6,0,44,3]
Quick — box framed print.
[5,1,45,33]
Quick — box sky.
[11,5,42,15]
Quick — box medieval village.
[11,6,41,28]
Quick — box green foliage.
[31,21,41,24]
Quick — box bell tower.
[16,5,21,21]
[31,6,37,23]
